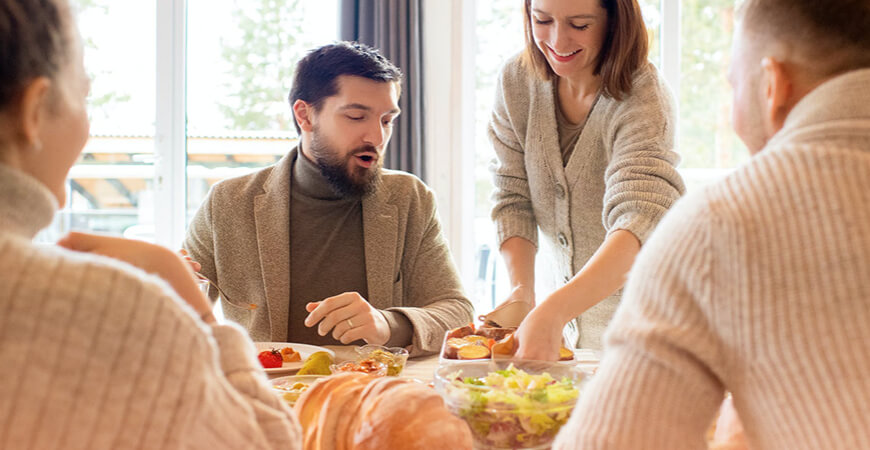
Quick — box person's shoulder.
[379,169,433,199]
[607,62,675,116]
[4,240,190,318]
[497,52,542,94]
[211,163,277,195]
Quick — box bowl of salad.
[434,360,589,449]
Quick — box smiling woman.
[482,0,685,359]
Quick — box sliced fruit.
[457,344,491,360]
[491,333,517,356]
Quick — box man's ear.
[760,57,793,136]
[292,99,316,133]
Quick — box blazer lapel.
[362,188,398,310]
[253,149,296,341]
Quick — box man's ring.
[347,318,354,328]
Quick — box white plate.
[254,342,335,374]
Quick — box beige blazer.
[184,148,473,355]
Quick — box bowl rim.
[434,360,588,398]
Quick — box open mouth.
[354,152,378,168]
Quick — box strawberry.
[258,349,283,369]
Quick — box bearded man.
[184,42,472,354]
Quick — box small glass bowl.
[355,344,410,376]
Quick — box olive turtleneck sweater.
[287,152,412,346]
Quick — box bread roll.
[294,374,472,450]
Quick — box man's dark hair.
[288,41,402,134]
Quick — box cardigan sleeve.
[601,65,685,244]
[489,60,540,249]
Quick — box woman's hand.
[483,285,534,328]
[512,300,564,361]
[58,232,215,322]
[304,292,391,345]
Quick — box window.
[38,1,157,244]
[186,0,338,225]
[44,0,338,246]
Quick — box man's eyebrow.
[339,103,401,115]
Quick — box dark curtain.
[339,0,425,180]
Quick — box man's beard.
[309,131,382,197]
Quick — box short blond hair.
[737,0,870,77]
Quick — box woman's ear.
[17,77,52,152]
[292,99,316,133]
[760,57,793,136]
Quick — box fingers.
[56,231,103,251]
[303,292,359,328]
[336,323,368,344]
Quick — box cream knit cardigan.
[554,68,870,449]
[489,54,685,348]
[0,166,302,449]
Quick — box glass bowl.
[270,374,327,406]
[355,344,410,376]
[434,359,590,450]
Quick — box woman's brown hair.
[0,0,72,110]
[521,0,649,100]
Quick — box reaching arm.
[513,229,640,360]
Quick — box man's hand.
[304,292,391,345]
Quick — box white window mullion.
[661,0,681,107]
[154,0,187,249]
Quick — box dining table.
[265,345,441,382]
[265,345,600,383]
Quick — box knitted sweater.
[489,54,685,348]
[0,165,302,449]
[554,68,870,449]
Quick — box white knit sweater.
[0,165,302,449]
[554,69,870,449]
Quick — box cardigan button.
[555,184,565,199]
[557,232,568,248]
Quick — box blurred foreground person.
[555,0,870,448]
[0,0,301,448]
